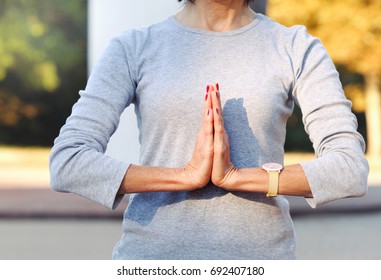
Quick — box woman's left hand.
[209,83,239,190]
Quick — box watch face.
[262,162,283,172]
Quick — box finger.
[214,82,223,114]
[212,87,228,170]
[211,82,224,133]
[202,84,214,140]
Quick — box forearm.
[118,164,198,194]
[227,164,312,197]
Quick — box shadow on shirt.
[125,98,281,226]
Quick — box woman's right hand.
[118,85,214,194]
[183,85,215,189]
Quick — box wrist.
[237,167,268,193]
[120,165,200,194]
[262,163,283,197]
[215,167,267,193]
[179,166,208,191]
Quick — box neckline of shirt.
[168,13,264,37]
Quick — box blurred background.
[0,0,380,260]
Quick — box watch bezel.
[262,162,283,172]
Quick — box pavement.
[0,186,380,219]
[0,187,380,260]
[0,188,127,219]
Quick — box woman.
[50,0,369,259]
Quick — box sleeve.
[49,35,137,210]
[290,26,369,208]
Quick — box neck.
[176,0,255,32]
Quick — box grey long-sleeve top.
[49,14,369,259]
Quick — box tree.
[268,0,381,156]
[0,0,87,145]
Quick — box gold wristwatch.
[262,163,283,197]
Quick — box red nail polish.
[216,83,219,91]
[205,93,208,101]
[207,109,210,116]
[206,85,210,93]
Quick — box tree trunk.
[364,73,381,156]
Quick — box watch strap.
[266,170,280,197]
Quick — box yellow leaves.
[344,84,366,112]
[33,61,60,92]
[0,69,6,80]
[268,0,318,27]
[268,0,381,75]
[27,15,47,37]
[0,39,14,80]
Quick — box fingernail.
[216,83,219,91]
[207,109,210,116]
[216,108,219,115]
[205,93,208,101]
[206,85,210,93]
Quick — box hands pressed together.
[120,83,310,196]
[185,83,239,191]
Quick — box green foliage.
[0,0,87,146]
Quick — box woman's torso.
[113,14,300,259]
